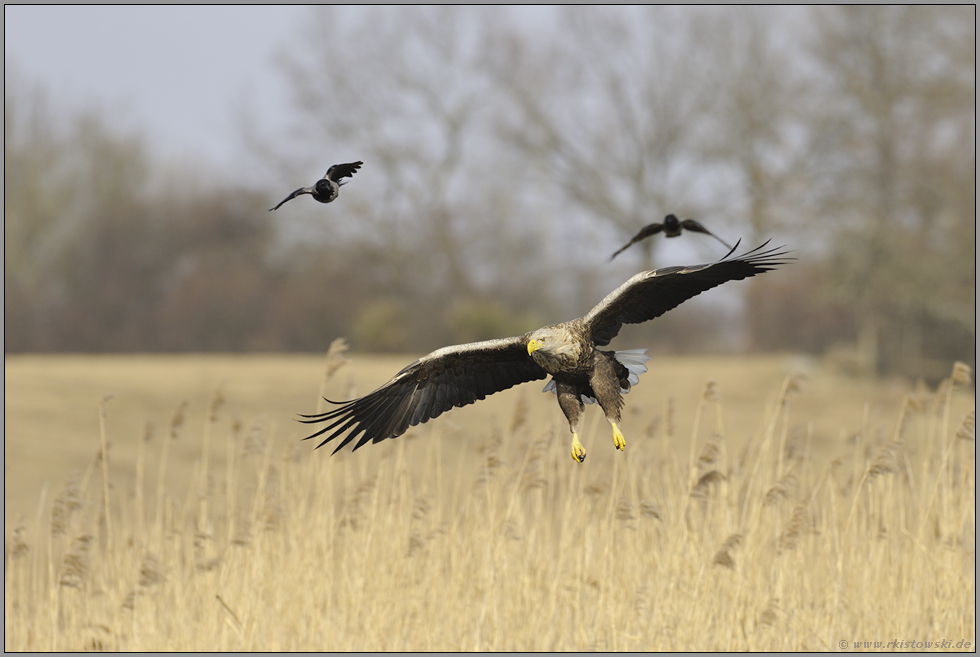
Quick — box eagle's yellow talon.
[570,433,587,463]
[612,423,626,451]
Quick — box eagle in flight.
[269,161,363,211]
[302,243,788,463]
[609,214,732,261]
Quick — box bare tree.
[804,5,976,376]
[5,65,148,291]
[679,8,815,350]
[5,64,151,349]
[491,7,731,272]
[268,9,534,290]
[255,6,561,349]
[490,7,826,353]
[688,7,810,241]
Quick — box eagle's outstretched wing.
[300,336,547,453]
[269,187,311,212]
[585,242,791,346]
[325,161,364,183]
[608,222,665,261]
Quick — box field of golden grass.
[4,349,975,650]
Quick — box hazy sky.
[5,6,308,173]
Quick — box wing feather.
[678,219,733,250]
[325,161,364,183]
[357,390,411,448]
[585,242,791,346]
[301,336,547,451]
[268,187,312,211]
[608,222,665,261]
[388,393,417,438]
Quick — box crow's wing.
[679,219,733,250]
[325,161,364,183]
[608,222,666,261]
[269,187,312,211]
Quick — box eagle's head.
[527,326,582,372]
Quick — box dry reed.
[4,354,975,651]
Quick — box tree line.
[5,6,974,380]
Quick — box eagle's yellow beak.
[527,339,541,355]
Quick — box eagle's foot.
[611,423,626,451]
[570,433,587,463]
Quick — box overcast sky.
[5,5,308,174]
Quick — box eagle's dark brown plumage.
[301,242,789,462]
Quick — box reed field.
[3,347,975,651]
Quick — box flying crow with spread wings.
[609,214,732,261]
[302,243,788,463]
[269,161,363,211]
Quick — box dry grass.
[3,353,975,650]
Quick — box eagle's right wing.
[300,335,546,453]
[587,242,790,346]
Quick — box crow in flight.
[269,161,363,211]
[609,214,732,261]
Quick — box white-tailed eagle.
[302,243,788,462]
